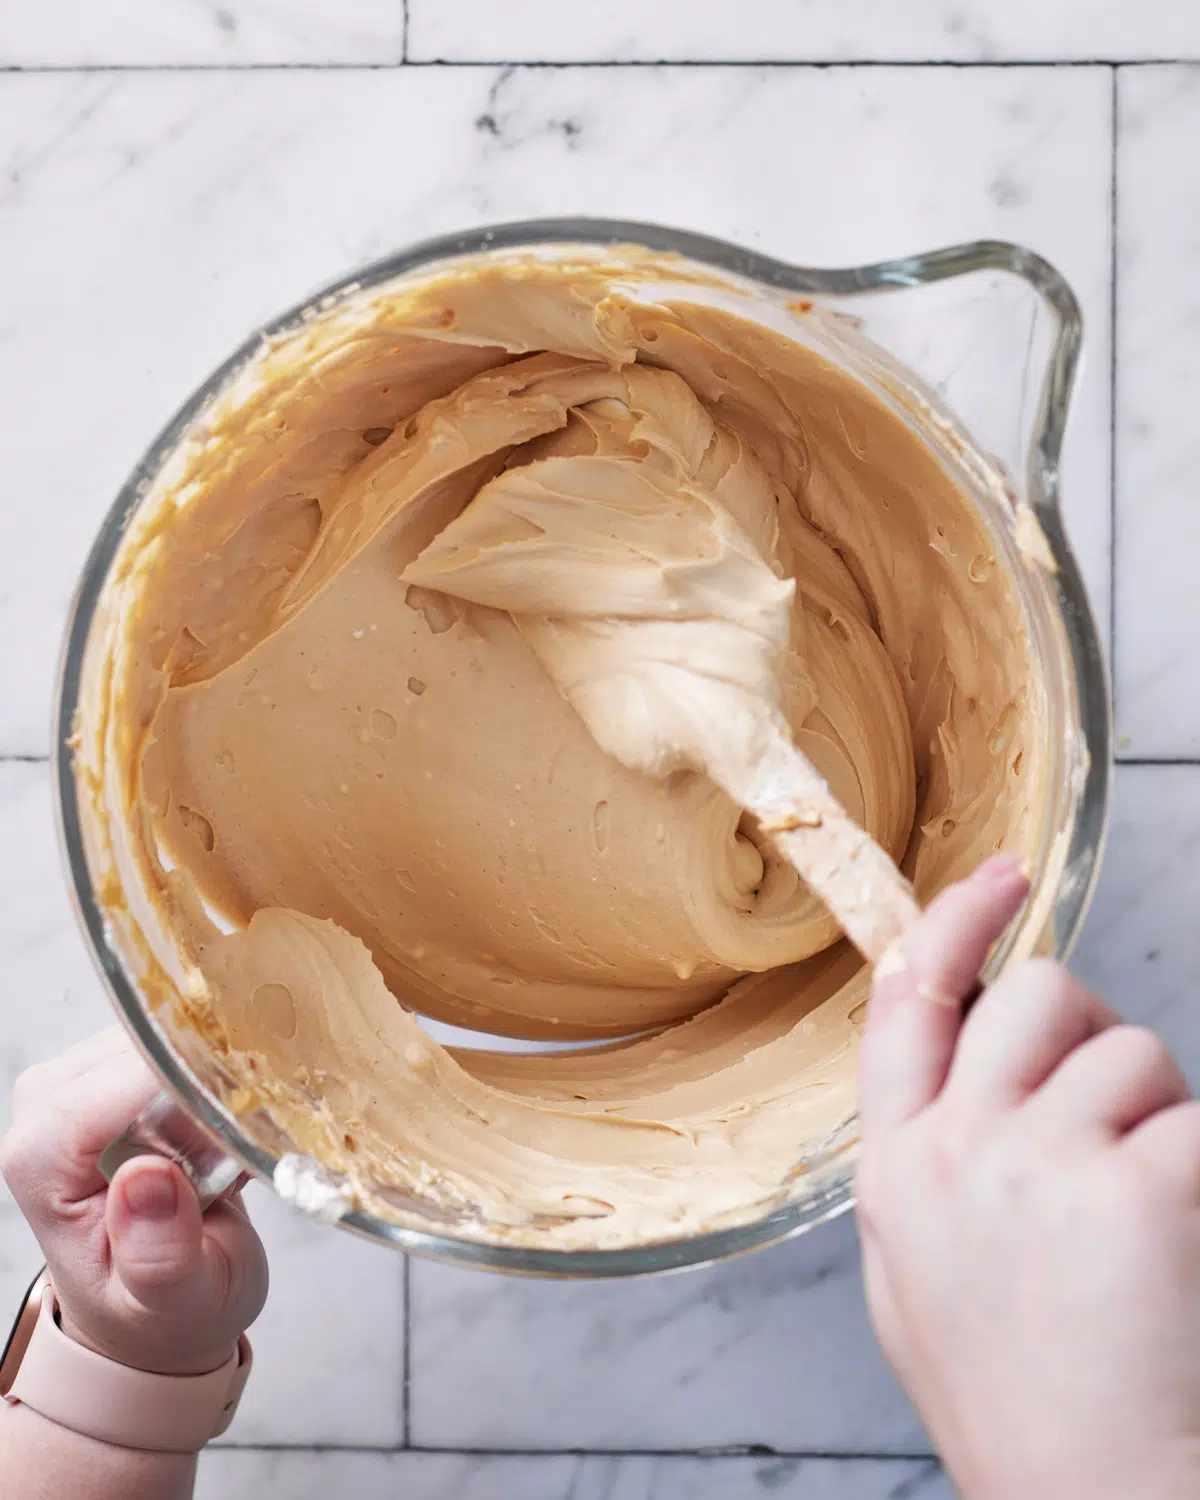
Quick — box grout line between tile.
[408,1445,940,1461]
[401,0,409,64]
[1109,66,1120,721]
[0,58,1192,75]
[1116,757,1200,767]
[213,1442,939,1459]
[398,56,1193,70]
[401,1254,411,1448]
[0,754,49,764]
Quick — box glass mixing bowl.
[53,219,1111,1277]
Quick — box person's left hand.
[0,1029,268,1377]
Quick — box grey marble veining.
[1073,764,1200,1083]
[408,1213,926,1454]
[0,7,1195,1489]
[407,0,1200,63]
[1113,66,1200,756]
[197,1450,953,1500]
[0,63,1111,755]
[0,0,405,67]
[215,1184,406,1447]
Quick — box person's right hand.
[857,857,1200,1500]
[1,1029,268,1378]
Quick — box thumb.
[106,1156,217,1312]
[858,855,1030,1136]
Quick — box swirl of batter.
[81,248,1040,1246]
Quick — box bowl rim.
[52,217,1111,1278]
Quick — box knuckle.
[0,1121,34,1197]
[983,956,1085,1025]
[1169,1104,1200,1168]
[1173,1098,1200,1139]
[10,1062,45,1112]
[1103,1024,1174,1084]
[1003,957,1105,1037]
[1,1105,86,1211]
[1128,1098,1200,1166]
[1112,1023,1170,1067]
[1101,1150,1165,1218]
[1017,956,1083,1004]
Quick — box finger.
[107,1158,268,1334]
[1023,1025,1190,1141]
[1124,1099,1200,1202]
[2,1049,159,1213]
[903,855,1030,1006]
[11,1028,132,1117]
[202,1199,270,1335]
[107,1157,204,1305]
[942,958,1119,1115]
[859,856,1030,1133]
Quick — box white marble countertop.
[1,4,1198,1496]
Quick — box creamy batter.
[78,246,1045,1248]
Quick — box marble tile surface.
[0,63,1111,754]
[409,1211,926,1453]
[408,0,1200,63]
[0,1,404,67]
[0,7,1194,1487]
[1113,66,1200,757]
[0,760,105,1317]
[197,1450,953,1500]
[0,764,110,1128]
[216,1185,405,1447]
[0,763,405,1447]
[1073,765,1200,1085]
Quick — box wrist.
[57,1307,239,1379]
[2,1396,199,1496]
[3,1273,253,1454]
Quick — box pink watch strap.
[6,1283,252,1453]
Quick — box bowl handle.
[99,1092,248,1210]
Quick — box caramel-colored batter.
[78,247,1045,1248]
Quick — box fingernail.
[121,1168,179,1221]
